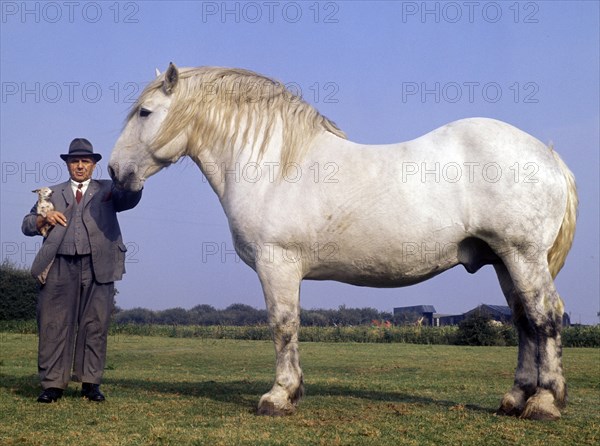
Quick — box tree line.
[111,304,398,327]
[0,261,38,320]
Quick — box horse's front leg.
[256,263,304,416]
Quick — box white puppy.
[33,187,54,237]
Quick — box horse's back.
[430,118,568,248]
[298,118,568,281]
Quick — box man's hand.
[37,210,67,230]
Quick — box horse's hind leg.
[256,264,304,416]
[494,264,536,416]
[494,258,566,420]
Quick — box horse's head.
[109,63,187,191]
[109,63,347,191]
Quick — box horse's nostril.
[108,165,116,180]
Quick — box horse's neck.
[189,149,226,201]
[189,124,287,201]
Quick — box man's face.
[67,156,96,182]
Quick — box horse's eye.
[139,108,152,118]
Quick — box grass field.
[0,334,598,445]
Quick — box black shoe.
[81,383,105,402]
[37,388,63,403]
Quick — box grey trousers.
[37,254,114,390]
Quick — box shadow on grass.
[0,373,86,399]
[104,376,494,414]
[1,373,494,414]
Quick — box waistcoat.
[56,199,91,255]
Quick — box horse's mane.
[128,67,346,166]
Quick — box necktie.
[76,183,83,204]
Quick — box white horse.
[109,63,577,420]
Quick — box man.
[22,138,142,403]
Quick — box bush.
[0,261,38,320]
[455,313,508,346]
[562,325,600,347]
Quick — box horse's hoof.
[520,389,561,421]
[496,388,525,417]
[256,399,296,417]
[522,409,561,421]
[496,405,522,417]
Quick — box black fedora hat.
[60,138,102,162]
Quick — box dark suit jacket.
[22,180,142,283]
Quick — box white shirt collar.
[71,178,91,194]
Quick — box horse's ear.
[155,68,161,78]
[163,62,179,95]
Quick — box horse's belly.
[304,247,460,288]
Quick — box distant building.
[393,303,571,327]
[463,304,512,323]
[393,305,436,326]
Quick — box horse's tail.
[547,146,578,279]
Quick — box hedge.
[1,320,598,347]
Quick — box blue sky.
[1,1,598,324]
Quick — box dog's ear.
[32,189,40,193]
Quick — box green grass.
[1,334,598,445]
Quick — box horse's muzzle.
[108,162,143,191]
